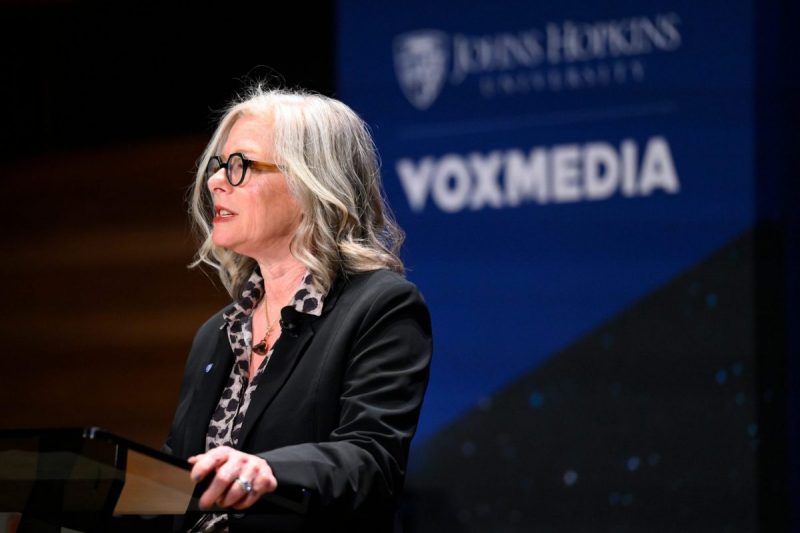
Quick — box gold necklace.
[253,300,279,355]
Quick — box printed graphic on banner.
[393,13,682,110]
[396,136,679,212]
[338,0,754,445]
[393,30,449,110]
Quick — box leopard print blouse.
[195,268,324,532]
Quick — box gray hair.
[189,86,405,297]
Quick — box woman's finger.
[230,459,277,510]
[221,464,257,508]
[198,451,247,509]
[190,447,230,482]
[198,466,233,510]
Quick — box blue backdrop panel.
[338,0,754,444]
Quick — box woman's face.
[207,114,303,260]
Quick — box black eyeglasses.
[205,152,280,186]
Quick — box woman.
[164,86,432,532]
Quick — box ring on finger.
[235,477,253,495]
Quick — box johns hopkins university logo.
[393,30,449,110]
[393,14,682,111]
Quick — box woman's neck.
[257,256,307,303]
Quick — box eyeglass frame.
[205,152,281,186]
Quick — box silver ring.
[235,477,253,494]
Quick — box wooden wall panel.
[1,136,230,449]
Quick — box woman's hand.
[188,446,278,510]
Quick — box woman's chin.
[211,232,236,250]
[213,236,254,258]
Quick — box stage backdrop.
[338,1,767,531]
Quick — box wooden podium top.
[0,427,310,518]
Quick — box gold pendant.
[253,340,268,355]
[253,324,272,356]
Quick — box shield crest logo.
[393,30,449,110]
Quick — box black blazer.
[165,269,432,532]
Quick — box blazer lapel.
[236,307,316,448]
[182,328,235,458]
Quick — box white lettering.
[398,13,684,108]
[505,149,548,205]
[395,136,681,213]
[431,155,472,212]
[396,158,434,212]
[584,142,619,200]
[552,145,581,202]
[451,34,494,84]
[657,13,682,50]
[638,137,680,195]
[546,23,565,64]
[469,151,505,209]
[621,139,638,197]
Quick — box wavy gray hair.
[189,86,405,297]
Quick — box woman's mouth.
[213,206,237,222]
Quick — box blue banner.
[338,0,754,444]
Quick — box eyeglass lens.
[206,154,247,186]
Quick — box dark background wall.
[0,1,335,448]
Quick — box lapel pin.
[204,363,214,374]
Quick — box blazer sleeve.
[257,276,433,514]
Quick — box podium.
[0,427,310,532]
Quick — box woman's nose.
[207,168,231,192]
